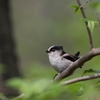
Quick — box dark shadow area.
[0,0,21,97]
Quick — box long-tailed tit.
[46,45,80,73]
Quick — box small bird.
[46,45,80,73]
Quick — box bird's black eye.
[52,49,55,52]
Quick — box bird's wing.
[62,53,79,62]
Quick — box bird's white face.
[48,50,62,58]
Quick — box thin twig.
[77,0,93,50]
[61,73,100,85]
[80,0,93,8]
[96,13,100,27]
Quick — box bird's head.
[46,45,63,57]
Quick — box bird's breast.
[49,56,72,73]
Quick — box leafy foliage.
[1,77,99,100]
[81,69,100,76]
[69,4,80,14]
[80,18,98,32]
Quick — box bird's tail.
[75,51,82,68]
[75,51,80,57]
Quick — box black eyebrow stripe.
[49,46,62,51]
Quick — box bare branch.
[61,73,100,85]
[80,0,92,8]
[54,48,100,81]
[77,0,93,50]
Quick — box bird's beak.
[46,50,49,53]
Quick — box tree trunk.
[0,0,21,96]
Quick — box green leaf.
[69,4,80,14]
[76,87,84,96]
[81,69,100,76]
[69,4,79,8]
[88,20,98,32]
[88,20,94,32]
[80,18,88,22]
[80,18,98,32]
[96,80,100,84]
[75,7,80,14]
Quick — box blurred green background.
[5,0,100,99]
